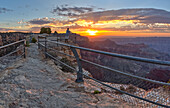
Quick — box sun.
[87,29,98,36]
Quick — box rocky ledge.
[0,43,169,108]
[0,43,133,108]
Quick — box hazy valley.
[78,37,170,90]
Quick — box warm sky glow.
[1,0,170,37]
[87,29,98,36]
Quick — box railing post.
[24,40,26,58]
[75,36,76,44]
[57,34,58,47]
[70,47,84,83]
[30,35,33,43]
[38,36,40,49]
[45,36,47,58]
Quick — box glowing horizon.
[2,17,170,37]
[1,0,170,37]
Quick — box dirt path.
[0,43,130,108]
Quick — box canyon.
[77,37,170,90]
[0,33,169,107]
[0,33,25,57]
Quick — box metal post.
[24,40,26,58]
[45,36,47,58]
[70,47,84,83]
[75,36,76,44]
[38,36,40,49]
[57,34,58,47]
[30,35,33,43]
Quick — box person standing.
[65,28,70,43]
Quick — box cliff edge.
[0,43,132,108]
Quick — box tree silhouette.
[54,31,58,34]
[40,27,51,34]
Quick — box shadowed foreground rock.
[0,44,132,108]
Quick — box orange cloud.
[2,8,170,37]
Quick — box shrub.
[25,41,30,47]
[94,90,101,94]
[126,85,137,93]
[32,37,37,43]
[163,79,170,91]
[60,57,74,73]
[115,86,125,95]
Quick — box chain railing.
[0,39,26,71]
[38,36,170,107]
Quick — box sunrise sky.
[1,0,170,37]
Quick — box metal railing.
[38,36,170,107]
[0,39,26,69]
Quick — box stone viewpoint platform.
[0,43,131,108]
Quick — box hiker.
[65,28,70,43]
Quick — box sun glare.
[87,29,98,36]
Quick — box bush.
[115,86,125,95]
[60,57,74,73]
[25,41,30,47]
[32,37,37,43]
[94,90,101,94]
[163,79,170,91]
[126,85,137,93]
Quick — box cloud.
[29,20,51,25]
[0,28,12,31]
[18,19,25,24]
[0,7,13,13]
[28,17,53,25]
[51,5,93,16]
[78,8,170,24]
[58,12,79,17]
[29,27,41,32]
[139,16,170,24]
[0,27,31,32]
[56,23,88,30]
[56,8,170,32]
[17,8,170,33]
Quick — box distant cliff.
[146,69,170,83]
[76,38,170,90]
[0,33,25,57]
[70,33,89,42]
